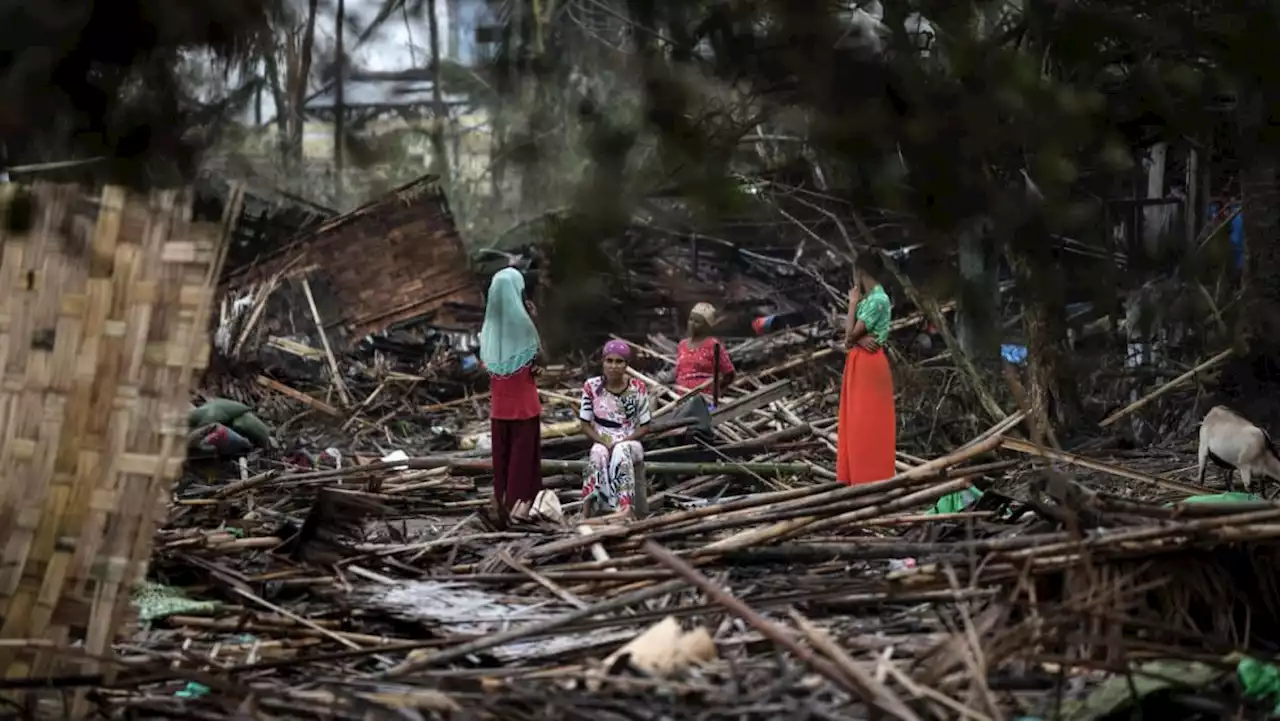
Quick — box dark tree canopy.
[0,0,277,186]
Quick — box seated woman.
[674,302,736,409]
[579,340,652,516]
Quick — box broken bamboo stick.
[301,277,353,407]
[1098,348,1233,427]
[439,458,812,477]
[643,541,922,721]
[702,434,1005,552]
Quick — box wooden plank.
[256,375,342,417]
[711,380,794,425]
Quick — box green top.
[856,284,892,344]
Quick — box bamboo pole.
[301,277,353,407]
[702,435,1005,553]
[1098,348,1233,427]
[439,458,814,477]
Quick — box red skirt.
[836,347,896,484]
[491,417,543,510]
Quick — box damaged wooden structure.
[214,174,484,395]
[0,183,234,717]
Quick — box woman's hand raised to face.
[524,299,538,319]
[848,284,862,307]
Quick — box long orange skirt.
[836,347,896,484]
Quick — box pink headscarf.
[602,339,632,360]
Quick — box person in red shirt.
[674,302,735,409]
[479,267,544,521]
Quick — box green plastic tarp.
[1172,491,1262,505]
[188,398,272,449]
[1239,656,1280,716]
[1055,656,1280,720]
[929,487,984,515]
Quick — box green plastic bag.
[230,412,273,449]
[1238,656,1280,716]
[930,487,984,515]
[175,681,210,698]
[188,398,251,428]
[189,399,272,449]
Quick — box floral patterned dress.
[579,376,652,512]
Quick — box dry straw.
[0,182,240,717]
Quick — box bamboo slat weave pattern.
[0,183,239,715]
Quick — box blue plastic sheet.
[1208,202,1245,270]
[1001,344,1028,365]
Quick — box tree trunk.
[1006,228,1077,446]
[956,221,999,360]
[288,0,320,169]
[261,49,289,162]
[446,0,461,60]
[427,0,451,177]
[333,0,346,206]
[1219,88,1280,431]
[1240,89,1280,346]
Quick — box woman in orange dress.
[837,252,896,484]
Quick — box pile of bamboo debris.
[74,295,1278,721]
[122,428,1280,720]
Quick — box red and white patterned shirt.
[674,337,735,393]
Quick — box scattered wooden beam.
[256,375,341,416]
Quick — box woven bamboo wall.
[0,184,235,714]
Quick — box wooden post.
[1186,146,1200,247]
[712,341,722,407]
[632,460,649,519]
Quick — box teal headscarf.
[479,267,541,376]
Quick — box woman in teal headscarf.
[480,267,544,520]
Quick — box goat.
[1196,405,1280,496]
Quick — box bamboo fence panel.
[0,183,240,716]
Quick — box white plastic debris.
[888,558,917,573]
[320,447,343,469]
[381,449,411,475]
[530,489,564,524]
